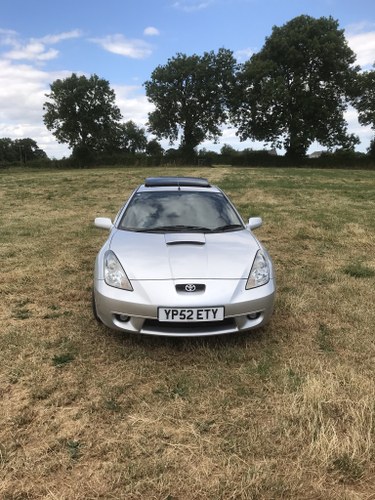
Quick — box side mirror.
[94,217,113,230]
[247,217,262,230]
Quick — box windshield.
[119,190,244,232]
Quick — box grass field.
[1,166,375,499]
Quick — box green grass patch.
[52,352,75,366]
[343,260,375,278]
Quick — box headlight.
[246,250,270,289]
[104,250,133,291]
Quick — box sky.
[1,0,374,159]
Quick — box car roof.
[144,176,211,188]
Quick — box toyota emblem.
[184,284,197,292]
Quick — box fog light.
[247,312,261,320]
[117,314,130,322]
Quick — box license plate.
[158,307,224,322]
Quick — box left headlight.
[104,250,133,291]
[246,250,270,289]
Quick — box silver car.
[93,177,275,337]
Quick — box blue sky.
[1,0,374,158]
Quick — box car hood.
[109,230,260,280]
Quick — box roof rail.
[144,177,211,188]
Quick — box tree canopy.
[354,66,375,155]
[144,48,237,161]
[118,121,148,154]
[0,137,47,163]
[43,73,123,161]
[38,16,375,166]
[232,15,360,158]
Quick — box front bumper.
[94,277,276,337]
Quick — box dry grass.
[1,165,375,499]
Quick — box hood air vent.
[165,234,206,245]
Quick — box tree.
[0,137,47,163]
[15,138,48,162]
[118,121,148,154]
[43,73,122,161]
[220,144,238,156]
[144,48,237,161]
[354,66,375,156]
[233,16,359,158]
[146,138,164,157]
[0,138,17,162]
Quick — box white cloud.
[144,26,160,36]
[234,47,255,62]
[345,106,373,151]
[0,29,18,46]
[5,43,59,62]
[0,57,77,158]
[0,60,49,121]
[40,30,83,45]
[346,24,375,69]
[90,34,153,59]
[0,29,82,63]
[172,0,213,12]
[114,85,155,126]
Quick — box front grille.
[175,284,206,293]
[142,318,236,335]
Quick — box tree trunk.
[286,125,307,159]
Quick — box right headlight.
[104,250,133,291]
[246,250,270,289]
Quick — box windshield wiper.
[211,224,244,232]
[131,225,211,233]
